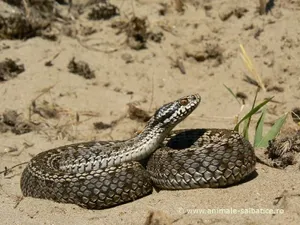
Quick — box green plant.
[225,86,288,148]
[224,44,288,147]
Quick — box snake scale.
[20,94,256,209]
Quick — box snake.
[20,94,256,209]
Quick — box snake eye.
[180,98,189,106]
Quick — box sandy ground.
[1,0,300,224]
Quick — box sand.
[1,0,300,224]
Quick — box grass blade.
[242,120,249,140]
[257,113,288,148]
[223,84,241,105]
[234,97,273,132]
[242,88,259,138]
[254,107,267,147]
[239,44,266,91]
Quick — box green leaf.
[242,89,259,139]
[256,113,288,148]
[243,119,249,140]
[223,84,241,105]
[234,97,273,132]
[254,107,267,147]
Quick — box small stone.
[121,53,134,64]
[219,5,234,21]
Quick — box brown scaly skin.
[21,94,256,209]
[147,129,256,189]
[21,94,201,209]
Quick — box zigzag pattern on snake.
[20,94,256,209]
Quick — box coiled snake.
[20,94,256,209]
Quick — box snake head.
[151,94,201,128]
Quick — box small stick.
[259,0,267,15]
[22,0,31,19]
[0,162,28,175]
[76,37,120,53]
[148,72,155,111]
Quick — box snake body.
[20,94,256,209]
